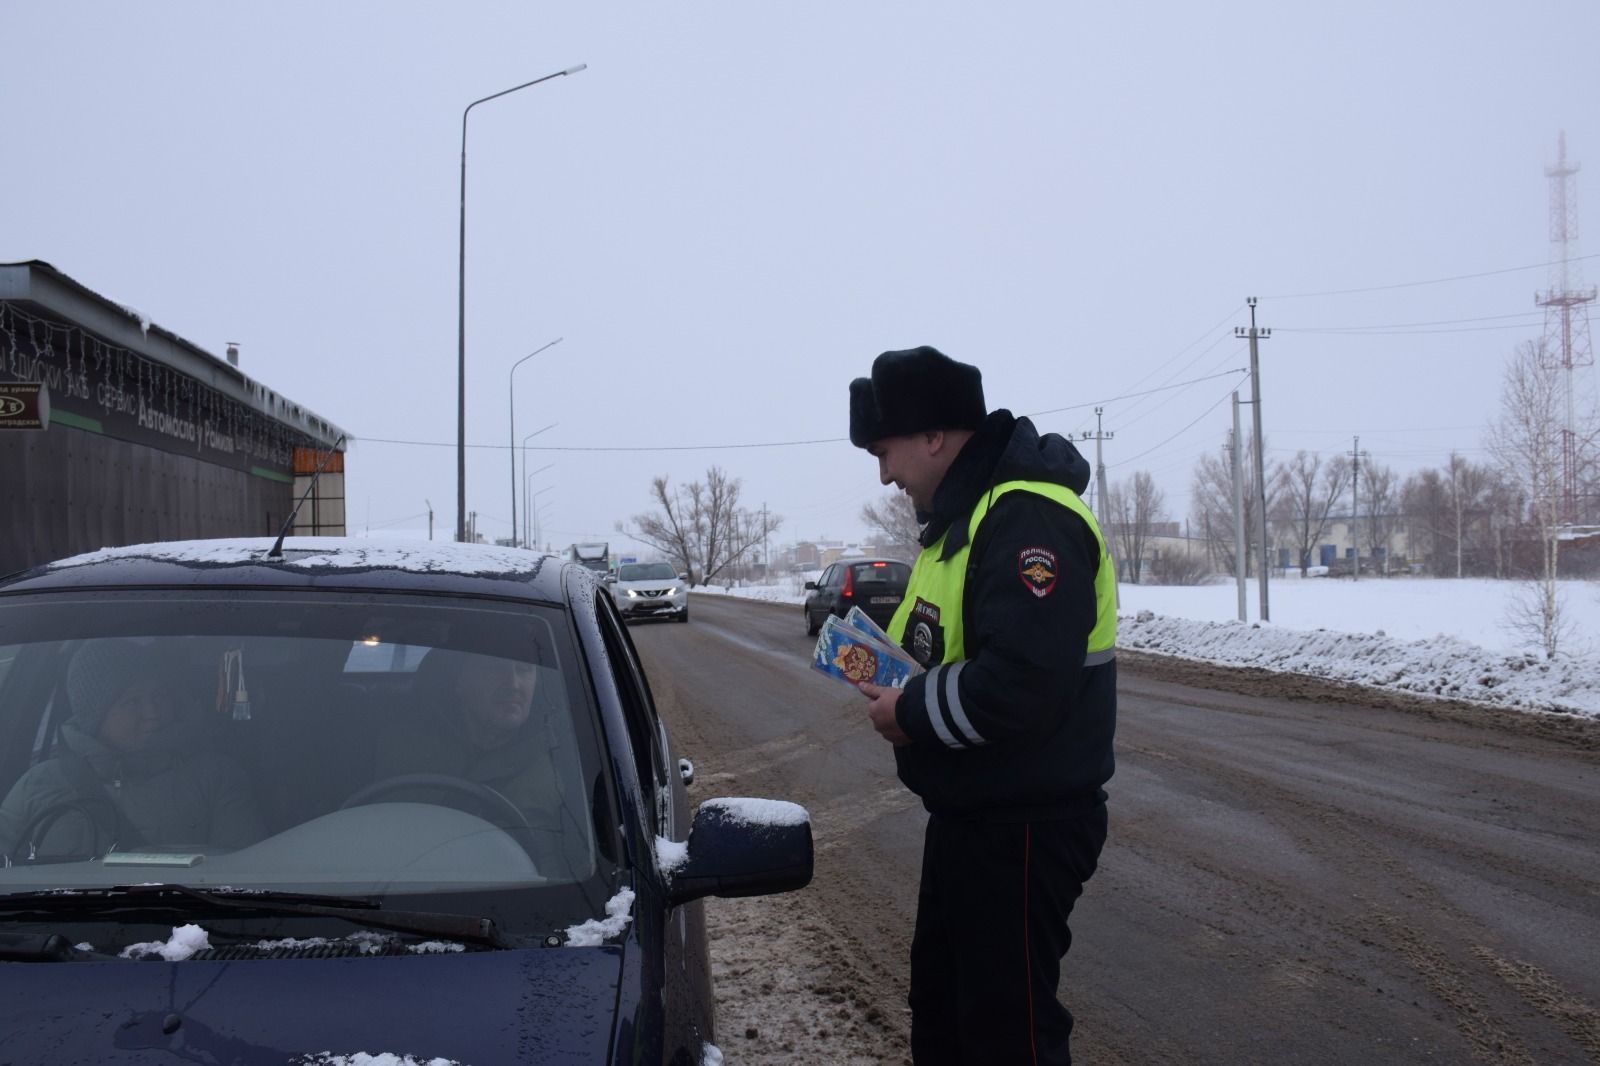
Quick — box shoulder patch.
[1018,547,1058,598]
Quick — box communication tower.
[1535,132,1598,524]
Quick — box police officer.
[850,346,1116,1066]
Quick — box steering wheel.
[11,800,112,863]
[339,774,547,867]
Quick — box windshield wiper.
[0,930,126,963]
[0,884,513,949]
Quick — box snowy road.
[634,594,1600,1065]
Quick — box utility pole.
[1349,436,1368,582]
[1078,407,1115,531]
[762,502,770,575]
[1449,456,1463,578]
[1235,298,1272,621]
[1231,393,1247,622]
[425,500,434,541]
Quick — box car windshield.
[851,562,910,585]
[617,563,676,582]
[0,589,616,937]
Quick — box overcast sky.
[5,2,1598,555]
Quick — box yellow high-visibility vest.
[888,480,1116,666]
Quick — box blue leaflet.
[843,605,895,647]
[811,614,921,690]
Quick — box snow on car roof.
[47,538,551,577]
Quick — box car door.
[591,591,712,1058]
[823,563,847,616]
[806,565,833,618]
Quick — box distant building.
[1,260,347,574]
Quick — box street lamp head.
[563,63,588,76]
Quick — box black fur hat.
[848,346,986,448]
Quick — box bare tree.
[860,491,922,563]
[1445,454,1522,578]
[1401,456,1519,577]
[1488,342,1568,657]
[1272,450,1350,576]
[622,475,702,581]
[1189,433,1280,577]
[622,466,782,586]
[720,505,784,583]
[1106,471,1166,584]
[1360,461,1398,574]
[1147,547,1211,585]
[1401,467,1444,572]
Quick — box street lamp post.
[523,461,555,549]
[532,495,555,550]
[508,340,563,547]
[456,63,586,542]
[518,433,556,545]
[526,483,554,550]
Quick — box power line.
[1272,309,1545,331]
[1276,322,1544,337]
[514,438,841,453]
[1024,366,1247,419]
[353,368,1250,453]
[1108,382,1240,468]
[1104,303,1244,400]
[1262,253,1600,301]
[356,434,841,452]
[1113,349,1246,434]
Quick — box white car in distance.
[610,562,689,623]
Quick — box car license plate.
[870,596,900,605]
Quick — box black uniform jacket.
[892,410,1116,818]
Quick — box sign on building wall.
[290,446,348,536]
[0,382,49,430]
[1,302,327,478]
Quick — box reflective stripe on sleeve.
[1083,647,1116,666]
[924,664,963,749]
[935,661,986,749]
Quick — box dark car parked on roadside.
[0,538,812,1065]
[803,557,911,636]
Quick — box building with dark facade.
[1,261,346,575]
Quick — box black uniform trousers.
[908,804,1107,1066]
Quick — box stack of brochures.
[811,606,923,690]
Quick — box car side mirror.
[665,798,813,907]
[678,572,689,582]
[803,581,817,590]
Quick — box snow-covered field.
[698,574,1600,718]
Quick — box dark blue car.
[0,539,812,1064]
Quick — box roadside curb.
[686,590,799,613]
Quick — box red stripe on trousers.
[1024,823,1037,1066]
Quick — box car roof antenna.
[267,435,347,559]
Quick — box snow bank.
[705,576,1600,718]
[1119,611,1600,717]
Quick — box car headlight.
[665,586,680,596]
[625,588,639,598]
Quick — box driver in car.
[0,639,266,861]
[369,649,570,864]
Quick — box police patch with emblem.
[1018,547,1058,598]
[906,597,944,666]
